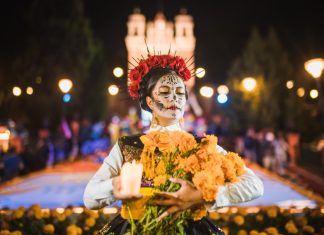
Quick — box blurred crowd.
[1,107,323,183]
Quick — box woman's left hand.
[152,178,205,222]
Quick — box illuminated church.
[125,8,202,116]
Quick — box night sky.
[1,0,324,84]
[84,0,324,83]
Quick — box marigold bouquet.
[121,131,246,235]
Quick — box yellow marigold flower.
[237,207,248,216]
[249,230,259,235]
[192,207,207,221]
[0,231,10,235]
[83,227,90,231]
[208,211,220,220]
[30,204,41,212]
[34,210,43,220]
[43,224,55,234]
[234,215,245,226]
[77,227,82,235]
[66,225,82,235]
[259,233,267,235]
[265,227,278,235]
[266,207,278,218]
[10,231,22,235]
[12,209,24,219]
[237,230,247,235]
[85,217,96,227]
[302,225,314,234]
[256,214,264,222]
[285,221,298,234]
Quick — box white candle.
[120,160,143,195]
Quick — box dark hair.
[138,67,188,112]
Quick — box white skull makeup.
[150,73,187,120]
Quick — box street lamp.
[304,58,324,123]
[58,78,73,93]
[58,78,73,119]
[242,77,257,92]
[304,58,324,79]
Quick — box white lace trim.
[147,123,183,132]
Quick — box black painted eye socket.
[159,92,170,95]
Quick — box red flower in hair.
[128,55,191,98]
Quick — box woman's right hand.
[112,176,143,202]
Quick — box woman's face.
[148,73,187,121]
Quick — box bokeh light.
[304,58,324,78]
[242,77,257,91]
[58,78,73,93]
[26,87,33,95]
[310,89,319,99]
[217,94,228,104]
[217,85,229,95]
[108,85,119,96]
[195,67,206,78]
[297,87,305,97]
[200,86,214,98]
[286,80,294,89]
[12,87,22,96]
[63,93,71,103]
[113,67,124,78]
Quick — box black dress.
[98,214,224,235]
[97,135,224,235]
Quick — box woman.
[83,54,264,234]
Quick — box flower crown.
[128,54,192,98]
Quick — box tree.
[225,27,296,133]
[3,0,104,130]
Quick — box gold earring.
[179,117,184,128]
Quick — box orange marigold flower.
[226,152,246,176]
[178,132,197,152]
[192,207,207,221]
[234,215,245,226]
[221,156,237,182]
[201,134,218,153]
[176,155,200,174]
[265,227,279,235]
[153,175,168,187]
[155,160,166,175]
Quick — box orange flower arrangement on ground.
[122,131,246,234]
